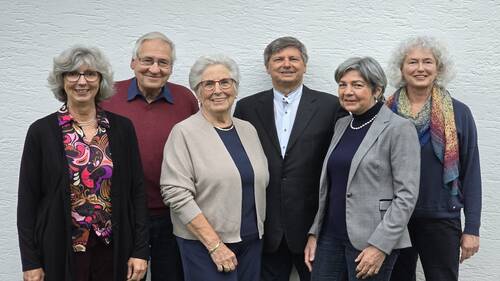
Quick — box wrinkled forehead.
[137,39,173,57]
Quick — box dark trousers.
[177,235,262,281]
[261,237,310,281]
[390,218,461,281]
[147,214,184,281]
[311,235,399,281]
[73,231,113,281]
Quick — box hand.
[460,234,480,263]
[23,268,44,281]
[304,235,317,272]
[209,242,238,273]
[126,258,148,281]
[355,246,386,279]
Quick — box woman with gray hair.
[387,36,482,281]
[17,46,148,281]
[160,55,269,281]
[304,57,420,281]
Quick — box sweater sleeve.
[127,120,150,259]
[17,124,43,271]
[457,104,482,236]
[160,125,202,225]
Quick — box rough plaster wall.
[1,0,499,280]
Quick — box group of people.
[17,32,481,281]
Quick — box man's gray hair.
[132,31,176,64]
[263,36,308,68]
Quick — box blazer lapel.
[255,90,281,155]
[286,86,317,152]
[346,106,392,190]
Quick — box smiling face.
[64,65,101,107]
[402,47,438,92]
[338,70,379,115]
[197,64,237,118]
[130,39,173,98]
[266,47,306,93]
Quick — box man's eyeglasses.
[64,71,100,82]
[137,56,172,69]
[198,78,235,92]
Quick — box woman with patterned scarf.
[387,36,482,281]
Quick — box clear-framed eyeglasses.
[199,78,235,92]
[137,56,172,69]
[64,70,101,82]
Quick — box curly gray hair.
[47,45,114,103]
[387,36,455,88]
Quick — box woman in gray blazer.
[304,57,420,281]
[160,55,269,281]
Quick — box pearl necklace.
[350,114,377,130]
[214,123,234,131]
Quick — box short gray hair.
[188,54,240,96]
[132,31,176,63]
[335,56,387,100]
[263,36,308,68]
[388,36,455,88]
[47,45,114,103]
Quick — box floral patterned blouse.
[58,104,113,252]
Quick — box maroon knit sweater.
[101,78,199,215]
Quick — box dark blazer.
[234,85,342,253]
[17,110,149,281]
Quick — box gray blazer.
[309,105,420,254]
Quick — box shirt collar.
[273,84,303,105]
[127,77,174,104]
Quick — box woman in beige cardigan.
[160,54,269,281]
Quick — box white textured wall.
[1,1,499,280]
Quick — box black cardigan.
[17,110,149,281]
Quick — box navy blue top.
[322,102,383,239]
[215,126,258,238]
[413,98,481,236]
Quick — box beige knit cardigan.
[160,112,269,243]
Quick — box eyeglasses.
[137,56,172,69]
[64,71,100,82]
[198,78,235,92]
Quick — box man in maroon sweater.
[101,32,198,281]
